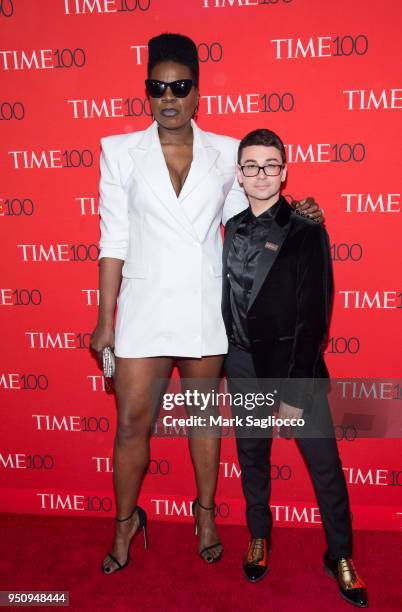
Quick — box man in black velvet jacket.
[222,129,368,608]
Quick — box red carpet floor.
[0,513,401,611]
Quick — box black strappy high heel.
[102,506,148,574]
[192,498,223,563]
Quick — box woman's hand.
[92,258,123,358]
[292,196,324,223]
[90,322,115,355]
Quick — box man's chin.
[250,191,274,200]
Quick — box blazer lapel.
[178,119,220,203]
[128,121,198,240]
[222,211,248,330]
[247,197,292,313]
[222,212,246,276]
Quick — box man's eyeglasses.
[240,163,284,177]
[145,79,194,98]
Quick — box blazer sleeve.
[221,174,249,226]
[98,137,129,261]
[282,223,333,410]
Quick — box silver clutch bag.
[102,346,115,378]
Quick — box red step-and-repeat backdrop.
[1,0,401,531]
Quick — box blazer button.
[226,273,230,279]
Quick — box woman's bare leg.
[177,354,225,562]
[102,355,173,573]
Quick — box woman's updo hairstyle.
[147,33,199,87]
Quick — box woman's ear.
[192,88,200,118]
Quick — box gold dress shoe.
[324,552,368,607]
[242,538,269,583]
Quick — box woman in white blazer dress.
[99,116,246,359]
[90,34,321,575]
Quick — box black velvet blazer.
[222,196,334,411]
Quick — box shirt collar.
[247,198,281,223]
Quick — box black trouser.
[225,343,353,560]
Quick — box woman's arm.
[90,137,129,353]
[90,258,123,353]
[222,174,249,226]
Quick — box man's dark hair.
[147,33,199,87]
[237,128,286,164]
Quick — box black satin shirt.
[227,200,280,350]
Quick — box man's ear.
[281,163,287,183]
[235,164,244,185]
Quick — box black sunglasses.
[145,79,194,98]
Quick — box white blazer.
[98,119,248,357]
